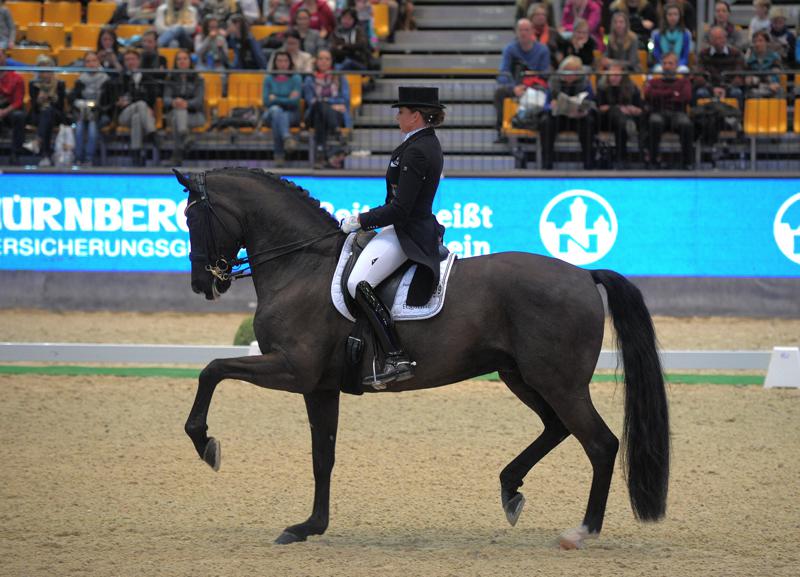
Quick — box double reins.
[182,172,341,282]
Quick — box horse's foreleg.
[275,389,340,545]
[184,353,301,469]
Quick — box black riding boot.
[354,280,414,388]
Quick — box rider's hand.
[340,215,361,234]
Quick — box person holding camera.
[69,51,110,166]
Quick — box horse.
[175,167,670,549]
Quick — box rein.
[182,171,341,282]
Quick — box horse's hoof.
[274,531,306,545]
[503,492,526,527]
[202,437,221,471]
[558,525,595,550]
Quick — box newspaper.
[555,91,593,117]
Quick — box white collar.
[402,126,426,142]
[709,44,730,56]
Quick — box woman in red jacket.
[289,0,335,39]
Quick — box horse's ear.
[172,168,193,192]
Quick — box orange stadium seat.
[8,47,53,65]
[115,24,151,40]
[58,71,79,91]
[5,2,42,34]
[372,3,390,40]
[42,2,83,34]
[87,2,118,25]
[795,99,800,133]
[346,74,362,113]
[25,23,66,51]
[71,24,103,49]
[17,70,34,108]
[744,98,787,135]
[197,72,224,131]
[250,25,288,42]
[159,47,180,68]
[57,47,91,66]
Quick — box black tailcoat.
[359,126,444,306]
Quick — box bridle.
[181,171,341,283]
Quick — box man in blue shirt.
[494,18,551,143]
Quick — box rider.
[340,86,446,387]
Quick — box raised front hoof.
[202,437,221,471]
[502,492,526,527]
[274,531,306,545]
[558,525,597,550]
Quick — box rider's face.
[396,107,421,133]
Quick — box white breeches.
[347,225,408,298]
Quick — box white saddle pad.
[331,232,457,322]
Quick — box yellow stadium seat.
[630,73,645,89]
[744,98,787,135]
[16,70,34,108]
[42,2,82,34]
[57,47,91,66]
[159,47,180,68]
[372,3,390,40]
[197,72,224,131]
[58,71,79,91]
[115,24,151,40]
[225,73,265,109]
[25,23,66,51]
[345,74,362,112]
[250,25,288,42]
[696,97,739,109]
[87,2,117,25]
[794,99,800,133]
[6,2,42,33]
[501,97,538,137]
[638,49,648,72]
[71,24,103,49]
[8,47,53,65]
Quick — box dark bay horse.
[175,167,669,549]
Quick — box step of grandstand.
[358,103,495,126]
[345,153,514,171]
[382,54,502,73]
[365,79,497,102]
[349,127,505,153]
[413,4,516,28]
[382,30,513,53]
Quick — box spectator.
[97,27,124,72]
[0,0,15,50]
[530,4,557,56]
[597,61,642,168]
[705,1,747,52]
[745,29,783,98]
[767,7,796,68]
[353,0,379,50]
[517,0,555,26]
[68,51,110,166]
[195,15,230,70]
[0,48,24,164]
[604,10,642,72]
[651,2,690,72]
[540,55,597,169]
[748,0,771,41]
[302,49,351,167]
[643,52,693,169]
[609,0,658,48]
[493,18,550,142]
[695,25,745,105]
[164,49,205,165]
[201,0,239,23]
[141,30,168,71]
[265,0,292,25]
[560,0,604,51]
[118,0,160,25]
[330,8,371,70]
[268,29,313,72]
[112,49,161,166]
[293,7,326,57]
[290,0,336,39]
[262,50,302,166]
[673,0,695,38]
[27,55,66,167]
[239,0,263,24]
[156,0,199,49]
[228,14,268,69]
[555,18,596,68]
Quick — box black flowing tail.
[591,269,670,522]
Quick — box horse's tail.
[591,269,670,522]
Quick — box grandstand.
[0,0,798,171]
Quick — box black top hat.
[391,86,446,109]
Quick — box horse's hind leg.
[498,370,569,527]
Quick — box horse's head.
[174,169,244,301]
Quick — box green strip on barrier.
[0,365,764,386]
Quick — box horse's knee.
[586,434,619,467]
[199,359,225,384]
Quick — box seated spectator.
[97,27,124,72]
[331,8,371,70]
[262,50,302,166]
[555,18,596,69]
[745,30,783,98]
[201,0,240,23]
[0,49,25,164]
[141,30,168,71]
[610,0,658,48]
[673,0,695,38]
[290,0,335,40]
[294,7,326,57]
[195,15,230,70]
[68,51,110,166]
[643,52,693,169]
[267,30,313,72]
[228,14,268,69]
[0,0,15,50]
[651,2,690,73]
[748,0,771,42]
[560,0,604,51]
[240,0,263,24]
[265,0,292,25]
[540,55,597,169]
[517,0,555,26]
[493,18,551,142]
[27,55,66,167]
[156,0,199,49]
[695,25,744,106]
[112,49,161,166]
[767,7,796,68]
[302,49,351,167]
[530,4,557,56]
[353,0,379,50]
[604,11,642,72]
[115,0,159,25]
[164,49,205,165]
[705,1,747,52]
[598,61,642,167]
